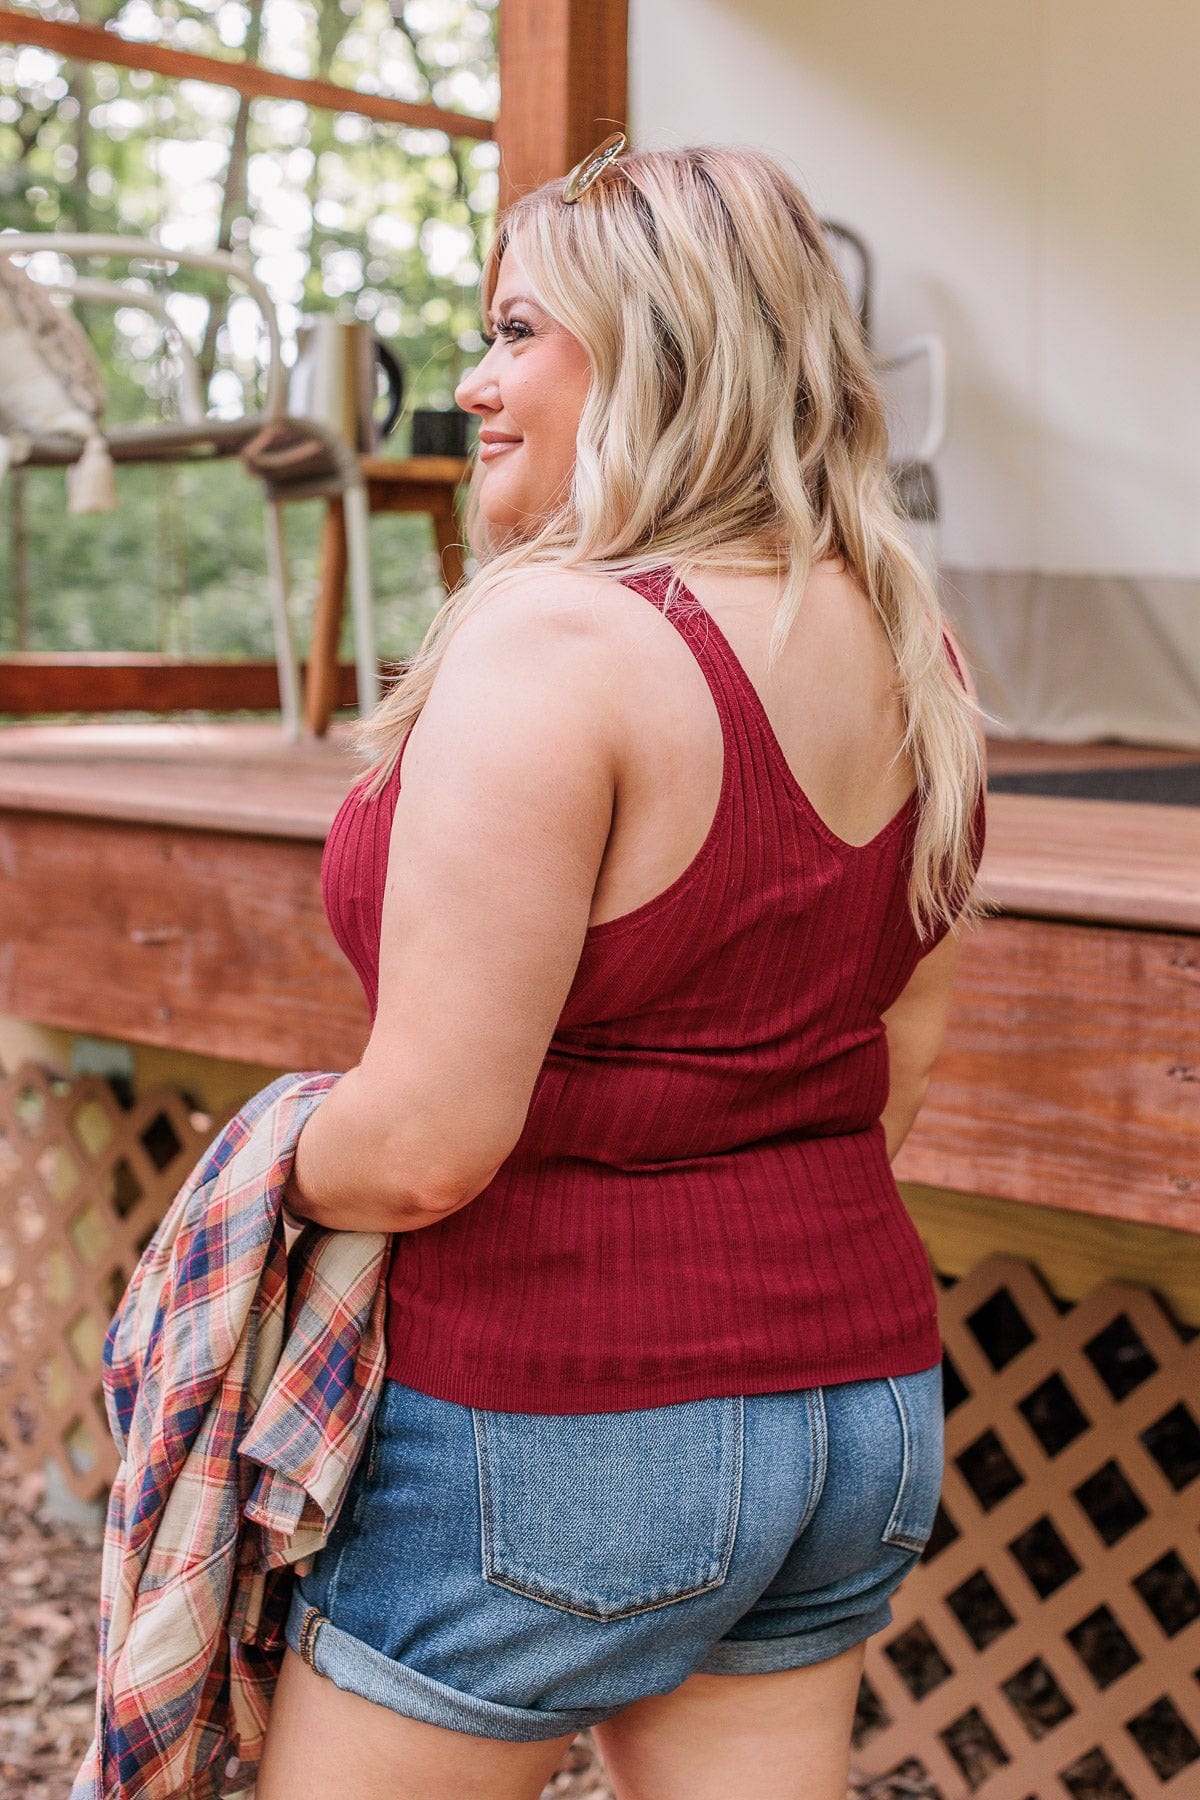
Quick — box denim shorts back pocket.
[473,1397,744,1621]
[882,1365,945,1554]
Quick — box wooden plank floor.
[980,793,1200,933]
[0,721,359,838]
[0,721,1196,1233]
[0,722,1195,929]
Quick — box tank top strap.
[941,628,969,689]
[618,564,823,832]
[616,566,759,760]
[616,565,924,856]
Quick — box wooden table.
[306,454,470,736]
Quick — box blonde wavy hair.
[359,143,984,937]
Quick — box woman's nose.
[455,351,500,417]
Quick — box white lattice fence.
[4,1059,1199,1799]
[858,1256,1200,1799]
[0,1062,215,1502]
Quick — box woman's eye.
[486,318,532,345]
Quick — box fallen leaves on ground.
[0,1448,101,1800]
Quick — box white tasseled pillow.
[0,257,116,512]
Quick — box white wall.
[629,0,1200,582]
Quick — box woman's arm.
[287,573,623,1233]
[879,926,963,1161]
[881,622,986,1159]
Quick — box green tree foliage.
[0,0,496,672]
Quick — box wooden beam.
[0,808,369,1069]
[0,8,494,139]
[895,913,1200,1235]
[496,0,628,205]
[901,1183,1200,1328]
[0,655,360,716]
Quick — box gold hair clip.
[563,131,628,203]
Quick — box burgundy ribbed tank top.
[322,567,982,1412]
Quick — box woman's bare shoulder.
[467,563,637,618]
[442,565,657,671]
[406,568,651,777]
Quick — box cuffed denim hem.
[695,1600,895,1675]
[286,1597,615,1743]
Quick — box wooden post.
[496,0,629,206]
[9,468,28,651]
[305,499,349,737]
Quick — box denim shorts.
[287,1365,944,1742]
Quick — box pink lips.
[478,433,522,462]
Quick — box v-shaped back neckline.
[643,565,920,855]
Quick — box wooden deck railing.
[0,655,360,716]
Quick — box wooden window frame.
[0,2,630,198]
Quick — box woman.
[259,141,985,1800]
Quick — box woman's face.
[454,244,592,540]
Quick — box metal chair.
[0,234,379,737]
[877,330,948,575]
[822,220,949,573]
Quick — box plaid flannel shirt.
[71,1072,389,1800]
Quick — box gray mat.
[988,763,1200,807]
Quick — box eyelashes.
[481,318,533,348]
